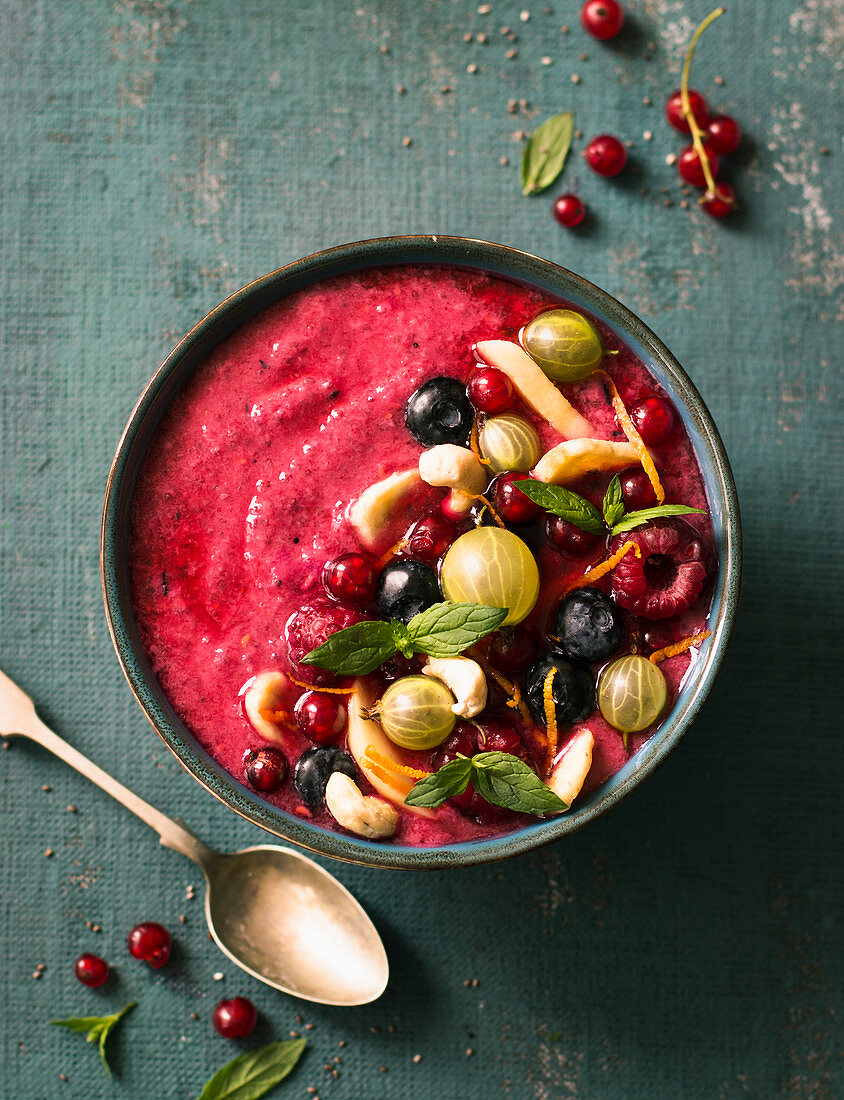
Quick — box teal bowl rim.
[101,235,741,870]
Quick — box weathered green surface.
[1,1,841,1096]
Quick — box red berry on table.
[294,691,346,744]
[677,144,720,188]
[552,193,586,228]
[127,922,171,969]
[584,134,627,177]
[213,996,258,1039]
[467,366,514,414]
[702,181,736,218]
[665,89,709,133]
[74,953,109,988]
[405,513,458,561]
[322,553,377,608]
[545,514,602,556]
[619,467,658,511]
[244,747,288,793]
[705,114,742,155]
[631,396,676,446]
[580,0,625,40]
[492,472,542,525]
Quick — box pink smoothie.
[130,265,713,846]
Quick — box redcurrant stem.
[680,6,725,200]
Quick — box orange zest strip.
[288,674,354,695]
[470,648,532,726]
[364,745,431,781]
[474,494,506,529]
[258,706,293,724]
[542,667,558,778]
[596,369,665,505]
[376,538,408,571]
[649,629,712,664]
[470,418,493,468]
[564,540,641,594]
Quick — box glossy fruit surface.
[286,600,364,683]
[702,181,736,218]
[665,88,709,133]
[584,134,627,177]
[552,193,586,227]
[598,655,667,733]
[75,953,109,988]
[581,0,625,39]
[404,514,458,562]
[293,746,356,808]
[244,747,288,792]
[478,413,541,473]
[322,553,377,608]
[556,589,626,662]
[524,653,594,727]
[522,308,606,381]
[678,144,720,188]
[441,527,539,625]
[375,559,441,624]
[404,376,473,447]
[467,367,514,414]
[619,467,657,511]
[487,626,539,673]
[294,691,346,744]
[378,675,456,750]
[611,519,709,620]
[492,472,542,524]
[545,514,602,556]
[631,396,675,446]
[706,114,741,154]
[213,997,258,1039]
[127,922,171,969]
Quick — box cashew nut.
[423,656,488,718]
[241,671,293,744]
[324,772,399,839]
[547,728,594,809]
[348,468,421,548]
[419,445,487,495]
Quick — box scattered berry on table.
[404,376,474,447]
[610,519,709,619]
[375,559,441,623]
[630,396,675,446]
[552,193,586,227]
[524,653,594,727]
[677,144,719,188]
[580,0,625,40]
[545,514,602,556]
[665,89,709,133]
[619,467,658,511]
[583,134,627,177]
[702,181,736,218]
[492,472,542,524]
[244,747,288,792]
[213,996,258,1039]
[294,692,346,744]
[467,366,514,414]
[404,513,459,562]
[705,114,741,154]
[322,553,377,608]
[294,746,356,808]
[74,953,109,988]
[127,922,171,969]
[555,589,626,663]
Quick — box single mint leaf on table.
[406,602,508,657]
[195,1038,307,1100]
[300,620,398,675]
[471,752,568,814]
[611,504,706,534]
[52,1001,136,1075]
[515,480,606,536]
[602,474,625,528]
[521,111,574,195]
[404,756,474,808]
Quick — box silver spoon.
[0,668,388,1006]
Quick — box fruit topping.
[581,0,624,40]
[322,553,377,608]
[619,466,658,510]
[597,370,665,503]
[533,438,638,484]
[324,772,399,838]
[293,745,356,808]
[467,367,514,414]
[348,468,421,549]
[127,922,171,969]
[487,625,539,673]
[630,396,676,446]
[422,655,488,718]
[375,675,457,750]
[492,472,543,524]
[598,655,667,734]
[479,413,541,473]
[546,727,594,806]
[524,653,594,728]
[555,589,626,663]
[404,513,458,562]
[552,193,586,227]
[294,690,346,744]
[583,134,627,177]
[545,514,602,556]
[418,444,488,507]
[665,88,709,133]
[75,953,109,988]
[475,339,593,439]
[521,308,611,382]
[375,559,441,624]
[240,670,296,743]
[565,539,639,594]
[440,527,539,625]
[213,997,258,1039]
[405,376,473,447]
[648,628,712,664]
[244,747,288,792]
[286,600,365,682]
[610,519,709,620]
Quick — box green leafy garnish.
[302,602,507,675]
[194,1039,307,1100]
[521,112,574,195]
[602,474,625,528]
[610,504,707,533]
[516,479,705,537]
[405,751,568,815]
[52,1001,136,1075]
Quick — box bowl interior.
[102,236,741,869]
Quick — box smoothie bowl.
[102,236,740,869]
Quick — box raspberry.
[285,599,365,683]
[610,519,709,621]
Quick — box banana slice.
[346,678,434,817]
[533,438,638,484]
[547,728,594,807]
[241,671,295,744]
[347,468,421,548]
[475,340,593,439]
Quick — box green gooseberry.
[378,675,456,750]
[597,655,668,734]
[521,308,612,381]
[440,527,539,626]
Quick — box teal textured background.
[1,1,841,1097]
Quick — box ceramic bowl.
[102,236,741,869]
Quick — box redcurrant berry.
[405,513,458,561]
[294,691,346,744]
[546,515,602,556]
[552,193,586,228]
[665,89,709,133]
[619,467,657,511]
[705,114,741,155]
[492,472,542,525]
[467,367,514,414]
[244,747,288,793]
[127,922,171,969]
[74,954,109,988]
[677,144,720,188]
[584,134,627,177]
[213,997,258,1039]
[630,396,675,446]
[322,553,377,608]
[702,181,736,218]
[580,0,625,39]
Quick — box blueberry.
[555,589,626,662]
[293,746,356,808]
[523,653,594,727]
[375,560,441,624]
[404,377,473,447]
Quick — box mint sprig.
[405,751,568,816]
[515,478,705,536]
[195,1038,307,1100]
[301,602,508,676]
[52,1001,136,1075]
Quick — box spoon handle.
[0,668,215,868]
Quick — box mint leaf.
[300,621,398,674]
[471,752,568,815]
[406,602,508,657]
[404,756,474,808]
[602,475,625,528]
[521,112,574,195]
[195,1039,307,1100]
[52,1002,136,1075]
[611,504,706,534]
[515,480,606,536]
